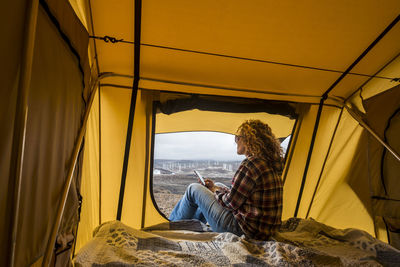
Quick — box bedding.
[74,218,400,266]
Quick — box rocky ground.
[153,174,232,218]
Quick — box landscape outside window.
[152,131,290,218]
[152,131,244,218]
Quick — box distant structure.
[153,168,174,175]
[223,163,233,171]
[154,159,241,178]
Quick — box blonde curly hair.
[237,120,283,172]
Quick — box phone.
[194,170,206,185]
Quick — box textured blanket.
[74,218,400,266]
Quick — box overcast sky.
[154,132,246,161]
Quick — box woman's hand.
[204,179,222,193]
[204,179,217,192]
[203,178,214,189]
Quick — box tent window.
[151,113,295,219]
[150,93,297,219]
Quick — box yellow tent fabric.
[156,110,294,138]
[3,0,400,265]
[305,110,374,233]
[76,0,400,256]
[88,0,400,102]
[283,106,342,218]
[99,86,132,222]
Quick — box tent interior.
[1,0,400,266]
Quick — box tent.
[1,0,400,265]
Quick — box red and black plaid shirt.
[215,156,283,240]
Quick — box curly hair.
[237,120,283,172]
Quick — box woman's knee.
[187,183,203,194]
[186,183,212,202]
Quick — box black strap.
[117,0,142,220]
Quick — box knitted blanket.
[74,218,400,266]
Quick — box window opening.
[152,131,292,218]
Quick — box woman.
[169,120,284,239]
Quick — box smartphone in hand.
[193,170,206,185]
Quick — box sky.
[154,132,246,161]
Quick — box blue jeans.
[169,183,244,236]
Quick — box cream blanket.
[74,218,400,266]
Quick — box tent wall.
[284,104,376,236]
[283,105,344,219]
[305,110,374,234]
[0,1,28,265]
[77,84,132,253]
[19,6,86,266]
[294,107,344,217]
[98,86,131,222]
[77,88,156,251]
[124,90,166,228]
[80,87,163,233]
[282,104,317,218]
[364,85,400,248]
[118,89,155,228]
[0,0,89,265]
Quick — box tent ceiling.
[90,0,400,102]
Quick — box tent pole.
[98,84,102,225]
[140,97,152,228]
[42,72,112,266]
[88,0,103,226]
[8,0,39,266]
[344,105,400,162]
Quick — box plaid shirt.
[215,156,283,239]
